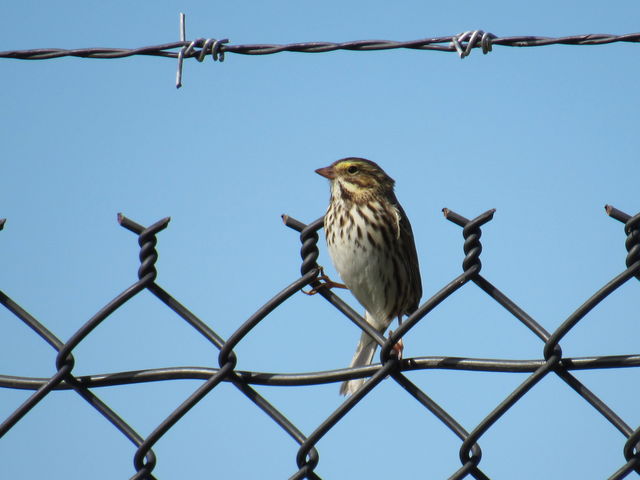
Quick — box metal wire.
[1,204,639,479]
[3,31,640,60]
[2,12,640,87]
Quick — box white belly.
[326,206,399,330]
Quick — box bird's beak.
[315,165,335,179]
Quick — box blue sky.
[1,1,639,479]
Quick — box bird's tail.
[339,311,384,396]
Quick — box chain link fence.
[1,205,638,479]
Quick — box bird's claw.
[389,330,404,360]
[302,266,347,295]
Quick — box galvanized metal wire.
[3,31,640,60]
[2,13,640,87]
[0,204,639,479]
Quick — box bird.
[315,158,422,396]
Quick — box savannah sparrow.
[315,158,422,396]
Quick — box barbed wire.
[2,13,640,87]
[7,31,640,60]
[1,204,639,479]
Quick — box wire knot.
[138,234,159,282]
[624,213,640,279]
[299,225,321,277]
[117,214,170,283]
[622,430,640,475]
[451,30,495,58]
[462,225,483,274]
[605,205,640,281]
[443,208,496,276]
[184,37,230,63]
[282,214,325,289]
[175,13,229,88]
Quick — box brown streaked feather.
[394,199,422,313]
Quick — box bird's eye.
[347,165,358,174]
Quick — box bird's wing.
[394,201,423,313]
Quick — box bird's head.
[315,157,395,201]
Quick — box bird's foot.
[388,330,404,360]
[302,266,347,295]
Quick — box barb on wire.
[175,13,229,88]
[451,30,495,58]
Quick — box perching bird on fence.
[315,158,422,396]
